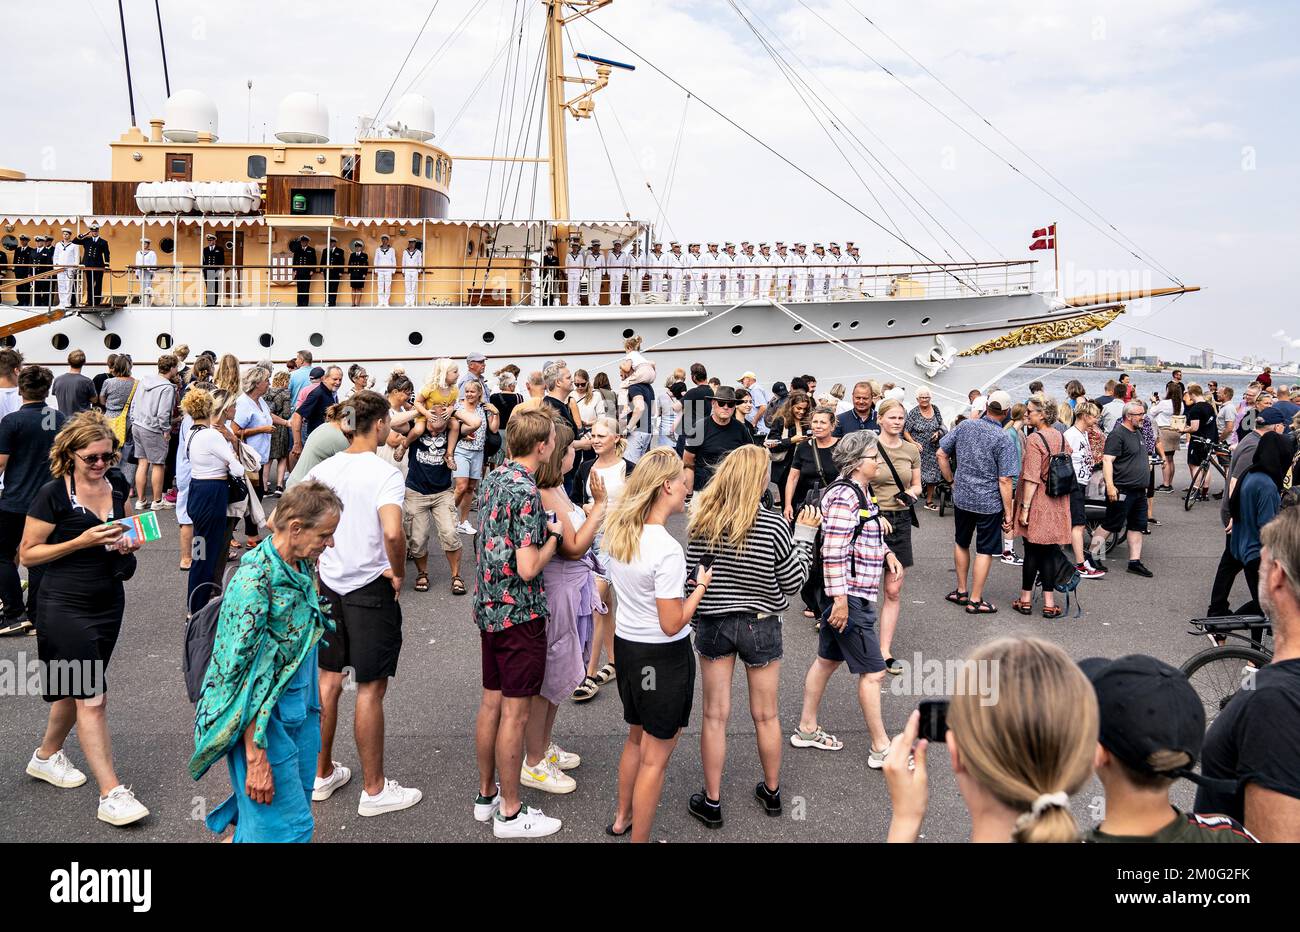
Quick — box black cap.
[1079,655,1204,777]
[309,366,325,379]
[669,380,688,398]
[771,381,788,398]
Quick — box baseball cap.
[466,351,487,363]
[1079,655,1204,779]
[309,366,325,379]
[1258,406,1288,426]
[738,371,758,382]
[985,390,1012,413]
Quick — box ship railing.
[2,259,1035,309]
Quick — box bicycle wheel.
[1180,644,1271,724]
[938,486,949,518]
[1184,464,1208,511]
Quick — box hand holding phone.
[917,699,950,743]
[690,553,715,587]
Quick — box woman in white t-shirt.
[1150,386,1181,492]
[603,448,712,842]
[1062,401,1104,577]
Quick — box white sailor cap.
[845,241,855,247]
[611,241,622,247]
[670,241,681,247]
[724,242,735,249]
[775,241,785,246]
[652,241,662,247]
[740,240,750,246]
[688,242,700,247]
[88,223,100,231]
[758,242,769,248]
[61,228,72,234]
[591,239,601,245]
[813,243,824,249]
[829,242,840,248]
[707,241,718,247]
[141,237,151,244]
[380,233,391,239]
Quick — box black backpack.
[183,572,234,703]
[1036,430,1077,497]
[813,478,881,576]
[1036,545,1082,617]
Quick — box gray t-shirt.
[1221,431,1261,527]
[51,372,96,414]
[1104,423,1148,489]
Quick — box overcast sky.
[4,0,1296,365]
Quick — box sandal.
[605,821,632,837]
[802,609,815,618]
[178,562,191,572]
[414,573,429,593]
[965,600,998,615]
[1012,599,1033,616]
[572,676,600,703]
[227,547,240,562]
[451,576,467,596]
[945,589,970,606]
[1042,605,1063,619]
[790,727,843,751]
[593,663,616,686]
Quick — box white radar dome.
[275,92,330,144]
[389,94,436,141]
[163,89,219,142]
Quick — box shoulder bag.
[109,379,138,446]
[877,441,921,528]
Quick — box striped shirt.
[685,508,813,616]
[821,479,889,602]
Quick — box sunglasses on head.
[77,451,118,466]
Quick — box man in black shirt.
[0,366,66,635]
[202,234,224,306]
[323,237,346,307]
[74,225,110,307]
[541,246,559,306]
[1092,401,1152,577]
[677,363,712,455]
[289,235,318,307]
[1195,507,1300,841]
[290,365,342,457]
[684,386,750,491]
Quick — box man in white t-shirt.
[306,390,421,818]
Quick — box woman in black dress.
[19,412,148,827]
[766,390,813,509]
[347,240,369,306]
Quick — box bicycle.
[1180,615,1272,724]
[1184,437,1230,512]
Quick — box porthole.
[731,325,743,335]
[849,320,860,330]
[159,237,175,254]
[258,333,274,348]
[831,321,841,331]
[156,333,173,349]
[309,332,324,347]
[0,335,16,348]
[408,332,423,345]
[886,319,896,328]
[483,331,495,344]
[666,327,679,337]
[622,328,634,339]
[51,333,69,350]
[104,333,122,350]
[792,323,803,333]
[921,316,931,326]
[553,330,566,341]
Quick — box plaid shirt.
[821,479,889,602]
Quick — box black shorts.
[614,634,695,740]
[1188,440,1210,467]
[318,575,403,683]
[817,596,885,674]
[479,617,547,698]
[881,512,914,567]
[1069,485,1087,527]
[954,506,1004,556]
[1103,487,1148,535]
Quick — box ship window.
[375,149,395,174]
[247,155,267,179]
[731,325,743,335]
[921,316,931,326]
[309,332,323,347]
[666,327,678,337]
[483,331,495,344]
[622,328,634,339]
[341,154,357,181]
[104,333,122,350]
[0,235,16,250]
[156,333,173,349]
[51,333,69,350]
[553,330,566,342]
[412,152,422,176]
[0,335,16,349]
[160,238,175,254]
[435,159,443,183]
[792,323,803,332]
[425,155,434,179]
[849,320,860,329]
[259,333,274,348]
[831,321,841,330]
[170,158,188,174]
[409,332,424,345]
[886,319,896,328]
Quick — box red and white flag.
[1029,224,1056,251]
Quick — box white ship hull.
[2,289,1111,404]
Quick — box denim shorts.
[453,446,485,478]
[693,612,783,667]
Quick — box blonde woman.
[604,449,712,841]
[214,353,241,394]
[884,636,1098,843]
[405,357,461,450]
[685,445,819,826]
[871,398,922,674]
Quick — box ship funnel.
[275,92,330,144]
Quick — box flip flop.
[605,821,632,837]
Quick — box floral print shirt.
[474,460,549,633]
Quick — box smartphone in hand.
[917,699,950,743]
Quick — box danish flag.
[1029,224,1056,251]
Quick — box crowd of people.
[2,336,1298,843]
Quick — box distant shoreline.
[1017,364,1294,378]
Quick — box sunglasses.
[77,451,118,466]
[716,401,737,408]
[574,382,587,389]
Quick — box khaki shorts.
[1158,427,1181,455]
[404,487,461,558]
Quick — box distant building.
[1030,337,1123,368]
[1131,346,1147,359]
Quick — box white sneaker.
[521,757,576,794]
[547,743,581,771]
[26,748,87,788]
[357,779,423,816]
[474,784,502,822]
[458,520,477,536]
[150,499,174,510]
[97,785,149,826]
[493,803,562,839]
[135,499,148,513]
[867,744,891,770]
[312,761,351,801]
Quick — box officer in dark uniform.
[33,235,55,306]
[288,235,317,307]
[0,246,7,299]
[202,233,224,306]
[346,239,369,307]
[323,236,345,307]
[13,234,33,306]
[74,224,111,307]
[541,245,559,306]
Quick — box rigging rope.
[371,0,442,130]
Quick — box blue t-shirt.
[288,368,313,407]
[939,415,1016,514]
[1272,400,1299,432]
[1229,471,1280,566]
[834,408,878,438]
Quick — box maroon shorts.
[480,618,547,698]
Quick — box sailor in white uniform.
[724,243,742,303]
[627,241,643,303]
[665,242,685,303]
[402,237,423,306]
[790,244,809,301]
[772,242,791,301]
[565,241,584,306]
[605,241,630,306]
[826,242,844,291]
[583,240,606,305]
[848,244,866,295]
[645,242,666,301]
[373,234,397,306]
[702,242,723,304]
[810,244,829,300]
[684,243,702,302]
[52,228,79,309]
[134,238,158,307]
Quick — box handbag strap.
[877,439,910,500]
[811,441,833,485]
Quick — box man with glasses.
[1091,400,1154,577]
[0,365,66,636]
[683,385,751,492]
